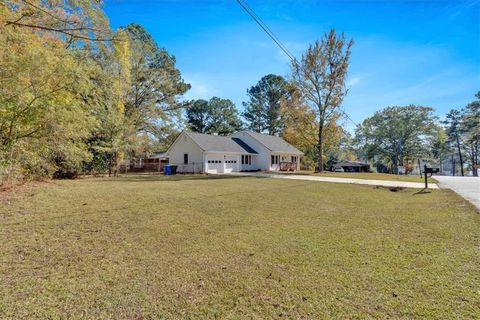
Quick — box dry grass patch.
[0,174,478,319]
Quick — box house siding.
[167,133,204,173]
[232,132,271,171]
[167,131,302,173]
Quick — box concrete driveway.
[435,176,480,209]
[224,172,439,189]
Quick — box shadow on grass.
[91,173,268,183]
[413,188,432,195]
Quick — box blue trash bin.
[164,165,171,176]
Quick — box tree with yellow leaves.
[1,4,100,179]
[281,84,346,170]
[1,2,191,181]
[290,29,353,172]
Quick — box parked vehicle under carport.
[331,161,370,173]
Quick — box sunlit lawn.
[0,174,478,319]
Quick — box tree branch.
[4,21,116,42]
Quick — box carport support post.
[424,164,428,189]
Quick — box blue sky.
[105,0,479,130]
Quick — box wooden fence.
[280,162,297,171]
[173,162,204,174]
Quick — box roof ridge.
[241,131,272,151]
[241,131,303,154]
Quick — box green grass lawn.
[306,171,438,183]
[1,174,478,319]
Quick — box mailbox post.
[424,164,428,189]
[423,165,440,189]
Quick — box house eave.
[270,150,304,155]
[204,150,258,155]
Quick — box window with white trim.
[242,155,252,165]
[271,155,279,165]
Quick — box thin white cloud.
[346,74,366,88]
[274,41,307,65]
[183,74,220,100]
[341,35,478,130]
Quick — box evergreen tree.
[186,99,210,133]
[243,74,288,135]
[186,98,242,136]
[443,109,465,176]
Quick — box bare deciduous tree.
[291,29,353,172]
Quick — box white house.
[166,131,303,174]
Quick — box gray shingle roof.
[243,131,303,154]
[186,132,257,154]
[150,152,168,159]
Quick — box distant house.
[166,131,303,173]
[332,161,370,173]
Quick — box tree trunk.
[113,152,118,177]
[471,144,478,177]
[392,154,399,175]
[455,133,464,176]
[452,155,455,176]
[392,141,401,174]
[317,122,324,172]
[3,146,16,184]
[108,155,112,177]
[474,141,479,177]
[398,153,404,174]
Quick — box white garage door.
[224,156,238,173]
[206,157,223,173]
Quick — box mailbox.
[425,167,439,174]
[423,165,440,189]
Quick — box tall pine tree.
[243,74,288,135]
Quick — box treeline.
[1,0,355,182]
[354,95,479,176]
[441,94,479,176]
[185,85,478,176]
[2,1,477,182]
[1,1,189,182]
